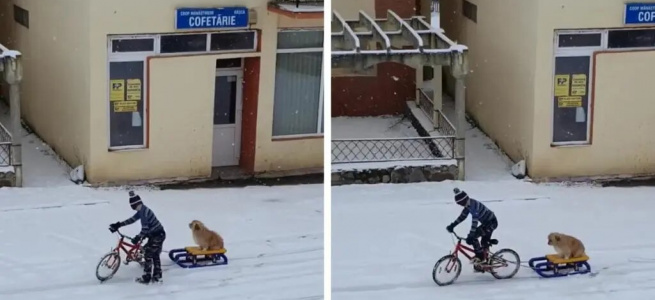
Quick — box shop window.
[277,31,323,49]
[608,29,655,49]
[111,38,155,53]
[552,56,591,145]
[160,34,207,53]
[463,0,477,23]
[210,31,256,51]
[13,5,28,29]
[558,33,602,48]
[216,58,242,69]
[272,30,324,136]
[108,61,146,148]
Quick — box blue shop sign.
[624,3,655,24]
[176,7,249,30]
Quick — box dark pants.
[466,217,498,258]
[143,230,166,278]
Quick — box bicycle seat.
[486,239,499,245]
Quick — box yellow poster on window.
[110,79,125,101]
[571,86,586,96]
[114,101,138,113]
[558,96,582,108]
[572,74,587,86]
[554,75,570,97]
[126,79,142,101]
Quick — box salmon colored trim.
[590,49,655,144]
[240,57,260,173]
[267,4,324,19]
[272,135,324,142]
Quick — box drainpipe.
[1,52,23,187]
[451,51,468,181]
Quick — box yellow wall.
[332,0,375,20]
[532,51,655,178]
[529,0,655,178]
[0,0,91,168]
[443,0,655,179]
[440,0,539,165]
[253,12,324,173]
[86,0,323,182]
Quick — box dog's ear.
[194,223,200,230]
[555,235,560,242]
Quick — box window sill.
[108,146,148,152]
[272,134,324,142]
[550,142,591,148]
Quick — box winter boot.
[136,274,151,284]
[152,270,162,284]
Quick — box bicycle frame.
[445,233,489,272]
[111,229,143,263]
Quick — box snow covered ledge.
[268,0,323,19]
[332,160,458,186]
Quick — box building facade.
[441,0,655,180]
[332,0,439,117]
[0,0,324,183]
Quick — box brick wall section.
[332,62,416,117]
[375,0,418,18]
[331,0,420,117]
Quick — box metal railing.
[0,122,11,166]
[332,136,455,164]
[418,88,456,136]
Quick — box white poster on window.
[132,112,142,127]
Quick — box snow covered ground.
[0,184,323,300]
[440,96,516,181]
[0,101,74,187]
[332,116,421,140]
[332,180,655,299]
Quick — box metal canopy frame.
[331,10,468,72]
[331,9,469,180]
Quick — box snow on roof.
[0,44,21,59]
[450,44,468,52]
[276,3,323,13]
[0,50,21,59]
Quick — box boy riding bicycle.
[446,188,498,272]
[109,191,166,284]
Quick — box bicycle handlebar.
[451,232,465,241]
[113,229,134,240]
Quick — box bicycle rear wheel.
[489,248,521,279]
[96,252,121,282]
[432,254,462,286]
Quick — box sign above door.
[175,7,251,30]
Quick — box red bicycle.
[95,229,145,282]
[432,232,521,286]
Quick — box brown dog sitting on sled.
[547,232,586,260]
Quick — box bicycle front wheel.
[432,254,462,286]
[96,252,121,282]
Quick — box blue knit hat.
[453,188,469,205]
[129,191,142,209]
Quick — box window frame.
[107,35,156,151]
[13,5,29,29]
[551,30,603,147]
[272,29,324,138]
[607,28,655,50]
